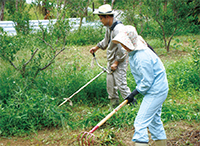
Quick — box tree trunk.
[0,0,6,21]
[78,0,90,32]
[62,0,67,20]
[139,1,143,34]
[156,19,168,51]
[57,0,60,20]
[78,17,83,32]
[111,0,115,9]
[42,0,47,16]
[163,0,167,22]
[16,0,18,12]
[167,27,177,52]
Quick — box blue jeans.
[132,90,168,143]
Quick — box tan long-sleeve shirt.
[97,18,127,66]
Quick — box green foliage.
[115,0,200,52]
[0,17,71,82]
[1,3,200,136]
[166,39,200,91]
[0,65,18,103]
[192,47,200,69]
[1,42,200,136]
[0,60,108,136]
[143,0,198,51]
[66,26,104,46]
[0,34,30,62]
[139,21,162,39]
[5,1,32,35]
[13,10,31,35]
[167,59,200,91]
[162,102,200,122]
[0,91,65,136]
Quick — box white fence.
[0,18,101,35]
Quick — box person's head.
[93,4,114,26]
[112,25,147,52]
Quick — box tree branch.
[156,19,167,49]
[40,47,66,70]
[37,36,54,50]
[34,8,46,39]
[167,26,177,52]
[33,47,66,80]
[22,48,39,77]
[62,0,67,20]
[57,0,60,20]
[7,57,18,70]
[111,0,115,9]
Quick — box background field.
[0,0,200,145]
[0,34,200,145]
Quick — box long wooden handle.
[58,70,105,107]
[89,100,128,133]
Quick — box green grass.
[0,31,199,145]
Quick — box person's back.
[112,25,168,146]
[129,48,168,95]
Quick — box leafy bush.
[192,47,200,70]
[139,21,163,39]
[0,89,69,136]
[66,26,105,46]
[166,47,200,92]
[162,102,200,122]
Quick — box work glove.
[125,89,139,105]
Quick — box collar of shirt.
[128,50,138,56]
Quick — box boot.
[135,142,148,146]
[155,139,167,146]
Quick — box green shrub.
[66,26,105,46]
[192,47,200,70]
[166,55,200,91]
[37,63,108,106]
[0,90,69,136]
[162,102,200,122]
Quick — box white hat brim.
[112,33,135,50]
[93,9,115,15]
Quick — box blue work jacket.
[129,48,168,95]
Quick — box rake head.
[78,131,95,146]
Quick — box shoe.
[155,139,167,146]
[135,142,148,146]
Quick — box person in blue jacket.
[112,25,168,146]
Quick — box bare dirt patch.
[0,121,199,146]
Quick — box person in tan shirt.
[90,4,131,107]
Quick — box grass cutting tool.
[58,53,110,107]
[78,99,128,146]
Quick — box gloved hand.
[125,89,139,105]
